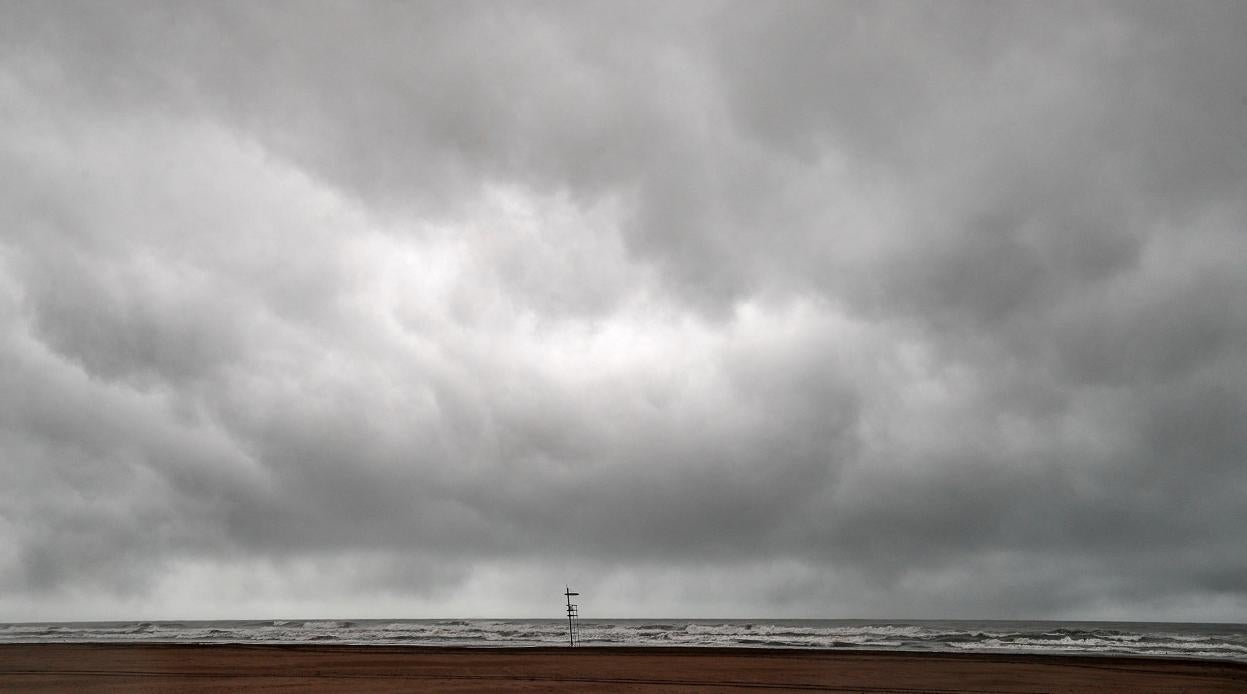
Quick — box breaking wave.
[1,619,1243,661]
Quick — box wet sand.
[1,643,1244,692]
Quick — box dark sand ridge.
[1,643,1245,692]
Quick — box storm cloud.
[1,1,1245,621]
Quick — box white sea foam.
[1,619,1243,661]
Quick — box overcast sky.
[2,1,1245,623]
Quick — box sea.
[3,619,1246,662]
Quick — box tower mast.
[563,586,580,647]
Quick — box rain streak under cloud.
[1,1,1245,622]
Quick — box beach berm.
[2,643,1245,692]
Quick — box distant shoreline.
[3,643,1245,692]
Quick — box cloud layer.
[1,1,1245,621]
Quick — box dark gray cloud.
[1,0,1244,621]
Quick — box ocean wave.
[0,619,1241,660]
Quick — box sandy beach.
[1,643,1244,693]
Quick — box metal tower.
[563,586,580,647]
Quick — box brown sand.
[1,643,1244,693]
